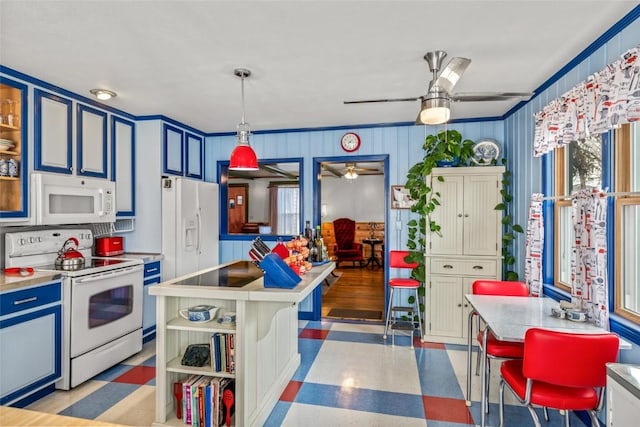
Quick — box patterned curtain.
[571,188,609,329]
[525,193,544,296]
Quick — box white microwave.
[32,173,116,225]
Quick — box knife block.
[259,253,302,289]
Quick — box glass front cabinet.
[0,77,28,220]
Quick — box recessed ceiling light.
[90,89,117,101]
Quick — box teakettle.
[55,237,85,270]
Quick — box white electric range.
[5,229,144,390]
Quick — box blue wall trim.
[504,4,640,119]
[0,65,136,121]
[137,114,206,136]
[205,116,505,137]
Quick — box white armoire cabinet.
[424,166,504,344]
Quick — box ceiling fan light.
[419,97,450,124]
[344,170,358,180]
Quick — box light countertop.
[0,271,62,292]
[150,259,335,303]
[122,252,163,262]
[607,363,640,400]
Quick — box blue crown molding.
[503,4,640,119]
[136,114,206,136]
[0,65,136,121]
[205,115,505,137]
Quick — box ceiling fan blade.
[322,163,344,178]
[433,57,471,92]
[344,96,420,104]
[450,92,533,102]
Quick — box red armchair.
[332,218,364,268]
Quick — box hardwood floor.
[321,264,385,319]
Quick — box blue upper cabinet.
[0,77,28,220]
[77,104,108,178]
[185,132,203,179]
[112,116,136,217]
[34,89,73,174]
[163,123,184,176]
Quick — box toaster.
[95,236,124,256]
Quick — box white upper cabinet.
[428,167,502,257]
[162,123,204,178]
[35,90,109,178]
[163,124,183,176]
[185,132,203,179]
[77,104,108,178]
[112,116,135,216]
[35,89,73,174]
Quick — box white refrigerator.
[161,176,219,279]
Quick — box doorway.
[227,184,248,233]
[313,155,389,321]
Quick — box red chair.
[332,218,364,268]
[383,250,423,348]
[466,280,530,411]
[499,328,619,427]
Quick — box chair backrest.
[522,328,619,388]
[389,250,418,269]
[333,218,356,250]
[472,280,529,297]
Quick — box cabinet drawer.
[144,261,161,278]
[0,282,61,317]
[430,259,497,277]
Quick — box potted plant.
[424,129,475,167]
[403,131,523,322]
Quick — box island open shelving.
[150,260,334,427]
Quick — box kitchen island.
[149,260,335,427]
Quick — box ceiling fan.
[344,50,533,124]
[322,162,380,179]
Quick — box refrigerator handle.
[196,209,201,252]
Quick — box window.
[219,159,303,238]
[274,185,300,235]
[554,135,602,289]
[614,123,640,323]
[553,124,640,325]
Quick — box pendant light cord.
[240,73,246,125]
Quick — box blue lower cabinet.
[143,261,161,342]
[0,281,62,406]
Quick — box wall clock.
[471,138,501,165]
[340,132,361,152]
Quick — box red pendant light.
[229,68,259,171]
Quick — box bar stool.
[383,250,423,348]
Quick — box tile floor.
[26,320,590,426]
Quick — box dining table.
[464,294,631,427]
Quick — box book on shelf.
[211,332,235,374]
[176,375,235,427]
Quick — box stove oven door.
[70,265,143,358]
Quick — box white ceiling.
[1,1,637,133]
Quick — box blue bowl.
[436,158,460,167]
